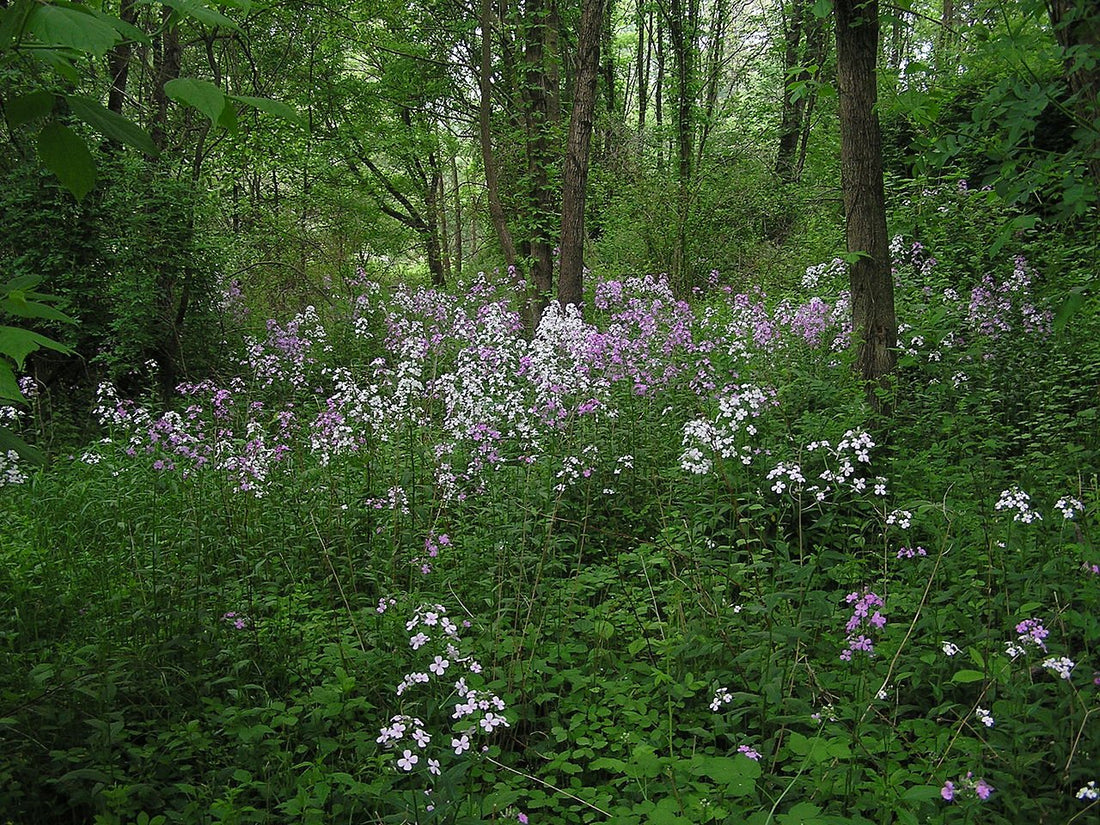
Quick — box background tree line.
[0,0,1096,406]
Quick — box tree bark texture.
[834,0,896,406]
[1047,0,1100,185]
[558,0,607,308]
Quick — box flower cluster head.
[1043,656,1075,680]
[380,601,509,779]
[995,486,1042,523]
[221,611,248,630]
[942,641,961,657]
[1077,781,1098,800]
[941,772,993,802]
[0,449,28,486]
[885,509,912,529]
[737,744,761,761]
[840,590,886,661]
[896,546,927,560]
[1014,618,1049,653]
[1056,496,1085,520]
[974,707,994,728]
[710,687,733,711]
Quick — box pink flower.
[941,781,955,801]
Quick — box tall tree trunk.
[776,0,806,180]
[835,0,896,408]
[1047,0,1100,185]
[151,7,181,151]
[425,151,447,286]
[107,0,136,116]
[637,0,649,134]
[559,0,607,309]
[524,0,557,318]
[452,156,463,276]
[479,0,525,313]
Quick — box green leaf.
[164,78,226,124]
[231,94,305,127]
[811,0,832,18]
[0,427,45,465]
[25,3,120,55]
[162,0,238,29]
[901,785,943,803]
[951,669,985,684]
[36,123,96,201]
[67,95,158,155]
[0,290,73,323]
[1053,290,1086,335]
[0,361,22,404]
[0,1,37,51]
[6,91,55,127]
[0,325,73,369]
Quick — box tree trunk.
[776,0,805,180]
[524,0,557,317]
[1047,0,1100,185]
[107,0,136,116]
[559,0,607,309]
[835,0,896,409]
[479,0,525,312]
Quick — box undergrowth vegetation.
[1,183,1098,825]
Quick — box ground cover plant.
[1,184,1099,824]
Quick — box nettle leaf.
[0,325,73,369]
[164,78,226,124]
[231,95,305,127]
[6,90,55,127]
[67,95,158,155]
[36,123,96,201]
[25,3,121,56]
[0,361,22,404]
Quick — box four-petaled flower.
[397,749,418,771]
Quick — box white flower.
[452,735,470,754]
[1077,781,1098,800]
[397,749,418,771]
[942,641,960,657]
[975,707,994,727]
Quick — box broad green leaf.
[0,361,22,404]
[67,95,158,155]
[811,0,832,18]
[0,290,74,323]
[37,123,96,201]
[0,1,37,51]
[951,669,985,684]
[901,785,944,803]
[162,0,237,29]
[218,101,238,133]
[0,325,73,369]
[25,3,120,56]
[1053,290,1086,335]
[164,78,226,124]
[231,94,305,127]
[0,427,45,465]
[6,91,55,127]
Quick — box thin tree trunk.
[559,0,607,309]
[835,0,896,408]
[451,154,463,276]
[479,0,527,318]
[107,0,136,116]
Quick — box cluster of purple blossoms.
[942,772,994,802]
[840,590,886,661]
[896,546,927,560]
